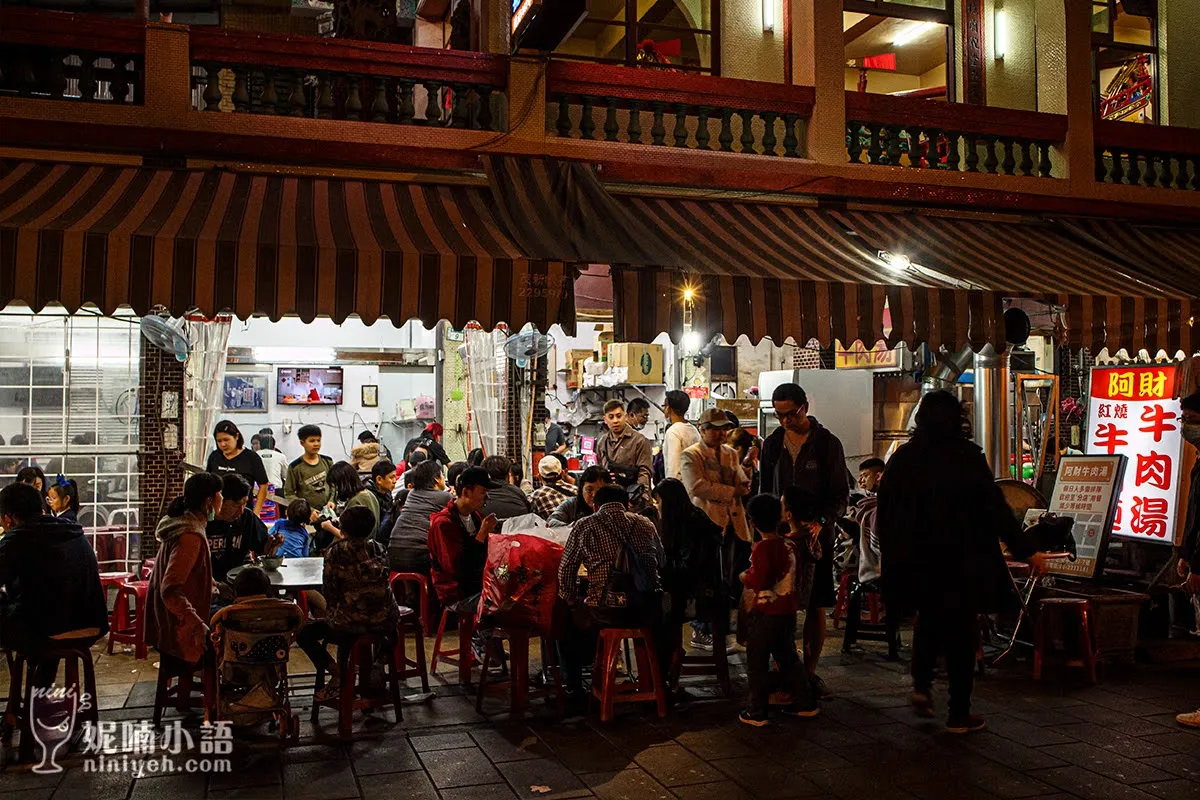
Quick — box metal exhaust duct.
[973,343,1010,479]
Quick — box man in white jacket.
[681,408,751,651]
[662,390,700,482]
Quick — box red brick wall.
[138,339,188,561]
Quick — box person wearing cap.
[530,456,574,520]
[681,408,751,651]
[427,466,497,611]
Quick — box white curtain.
[183,315,233,469]
[464,328,507,458]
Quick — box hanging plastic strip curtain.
[183,314,233,470]
[464,328,508,458]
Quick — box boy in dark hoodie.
[0,483,109,678]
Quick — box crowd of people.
[2,382,1198,737]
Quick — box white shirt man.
[662,389,700,481]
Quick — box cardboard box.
[565,349,592,389]
[609,343,664,385]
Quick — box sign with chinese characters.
[1086,365,1184,545]
[1041,455,1126,579]
[835,341,902,370]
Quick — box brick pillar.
[138,339,187,561]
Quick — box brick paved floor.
[2,629,1198,800]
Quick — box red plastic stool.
[389,572,433,634]
[98,571,135,624]
[476,627,564,716]
[832,572,854,629]
[1033,598,1099,685]
[430,607,476,685]
[591,628,666,722]
[154,651,214,726]
[108,580,149,660]
[296,590,310,621]
[140,559,156,580]
[4,645,100,763]
[311,632,405,740]
[393,606,429,693]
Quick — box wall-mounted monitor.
[277,367,343,405]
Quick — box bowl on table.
[256,555,285,571]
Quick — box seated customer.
[480,455,532,523]
[547,466,609,527]
[296,506,400,701]
[387,460,450,575]
[0,483,109,681]
[529,456,574,520]
[208,475,282,596]
[271,498,313,559]
[146,473,224,668]
[427,466,496,612]
[556,485,664,700]
[365,461,398,548]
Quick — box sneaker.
[910,690,936,719]
[691,632,714,651]
[738,710,770,728]
[945,714,987,734]
[781,703,821,718]
[810,674,833,700]
[1176,710,1200,728]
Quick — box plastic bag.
[477,533,564,635]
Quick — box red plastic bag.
[477,533,564,636]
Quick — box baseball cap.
[538,455,563,479]
[698,408,735,429]
[358,430,377,443]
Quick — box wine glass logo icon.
[29,686,79,774]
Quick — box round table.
[226,557,324,591]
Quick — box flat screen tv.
[277,367,344,405]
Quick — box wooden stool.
[1033,597,1099,685]
[430,607,475,685]
[476,627,564,716]
[108,580,149,660]
[153,652,213,726]
[832,572,854,629]
[841,580,901,661]
[3,646,99,763]
[673,611,732,696]
[311,632,405,740]
[389,572,433,634]
[393,606,429,693]
[591,628,666,722]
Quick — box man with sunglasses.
[759,382,850,701]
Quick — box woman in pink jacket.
[145,472,223,667]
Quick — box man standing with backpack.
[556,485,664,711]
[759,383,850,701]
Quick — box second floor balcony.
[0,0,1197,215]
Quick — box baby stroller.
[210,598,305,742]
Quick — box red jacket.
[742,536,800,616]
[427,501,487,604]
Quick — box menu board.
[1086,365,1185,544]
[1038,454,1126,579]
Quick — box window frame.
[554,0,722,76]
[843,0,957,102]
[1090,0,1159,124]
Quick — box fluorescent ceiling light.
[893,21,935,47]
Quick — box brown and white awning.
[0,160,576,332]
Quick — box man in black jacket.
[480,455,532,524]
[364,460,398,547]
[0,482,109,678]
[759,382,850,700]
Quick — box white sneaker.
[1176,710,1200,728]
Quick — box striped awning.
[1057,218,1200,300]
[0,161,576,332]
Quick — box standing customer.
[759,382,850,699]
[596,400,653,496]
[255,435,288,494]
[146,472,223,668]
[878,390,1046,733]
[662,390,700,482]
[1174,391,1200,728]
[206,421,269,517]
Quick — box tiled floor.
[2,629,1198,800]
